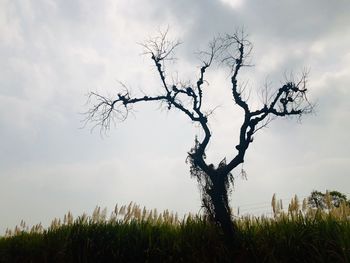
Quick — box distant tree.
[308,190,326,209]
[85,29,313,243]
[308,190,349,209]
[329,191,349,207]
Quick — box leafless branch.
[85,29,313,179]
[215,31,253,115]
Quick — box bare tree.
[85,29,313,243]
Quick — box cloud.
[0,0,349,232]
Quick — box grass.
[1,196,350,262]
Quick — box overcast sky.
[1,0,350,233]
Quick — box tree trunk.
[204,171,237,245]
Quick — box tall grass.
[1,196,350,262]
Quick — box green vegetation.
[1,194,350,263]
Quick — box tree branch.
[223,71,313,174]
[85,29,313,183]
[140,28,181,94]
[195,38,221,111]
[219,32,253,114]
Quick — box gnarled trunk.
[201,170,237,244]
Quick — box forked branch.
[85,30,313,178]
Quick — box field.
[1,195,350,262]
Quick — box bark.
[204,170,238,244]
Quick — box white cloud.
[0,1,23,46]
[0,0,350,233]
[219,0,244,9]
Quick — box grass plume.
[1,197,349,262]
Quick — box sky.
[1,0,350,233]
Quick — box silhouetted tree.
[85,29,313,243]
